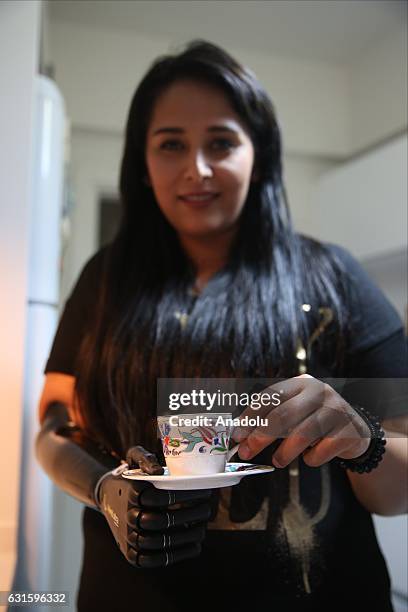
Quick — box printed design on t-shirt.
[208,486,269,531]
[296,306,333,373]
[278,304,334,594]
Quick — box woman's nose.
[184,150,213,181]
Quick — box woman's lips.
[178,193,220,207]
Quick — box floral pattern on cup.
[160,425,230,457]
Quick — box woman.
[36,40,407,611]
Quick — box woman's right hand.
[95,446,212,568]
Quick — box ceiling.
[48,0,407,65]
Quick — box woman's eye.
[211,138,234,150]
[159,140,184,151]
[158,138,235,152]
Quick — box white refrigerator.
[11,74,67,608]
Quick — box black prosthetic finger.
[127,506,143,527]
[127,543,202,568]
[166,488,212,503]
[126,446,164,475]
[127,481,156,507]
[137,488,179,509]
[139,486,212,508]
[135,502,211,531]
[127,523,207,551]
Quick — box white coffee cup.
[157,413,239,476]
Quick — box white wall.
[350,23,407,154]
[39,1,52,75]
[61,128,122,301]
[362,249,407,324]
[312,134,407,259]
[284,155,337,237]
[0,0,41,590]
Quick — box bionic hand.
[96,446,211,568]
[36,403,211,568]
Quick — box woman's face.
[145,80,256,240]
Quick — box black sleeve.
[341,329,408,421]
[324,244,407,421]
[326,243,403,353]
[44,248,108,376]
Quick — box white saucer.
[121,462,275,490]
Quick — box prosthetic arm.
[35,402,211,568]
[35,401,117,507]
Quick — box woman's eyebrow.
[208,125,239,135]
[152,125,240,136]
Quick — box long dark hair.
[75,40,350,456]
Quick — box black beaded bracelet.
[335,405,387,474]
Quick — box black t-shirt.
[45,243,407,611]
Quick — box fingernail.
[272,456,283,468]
[232,427,244,442]
[239,442,251,459]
